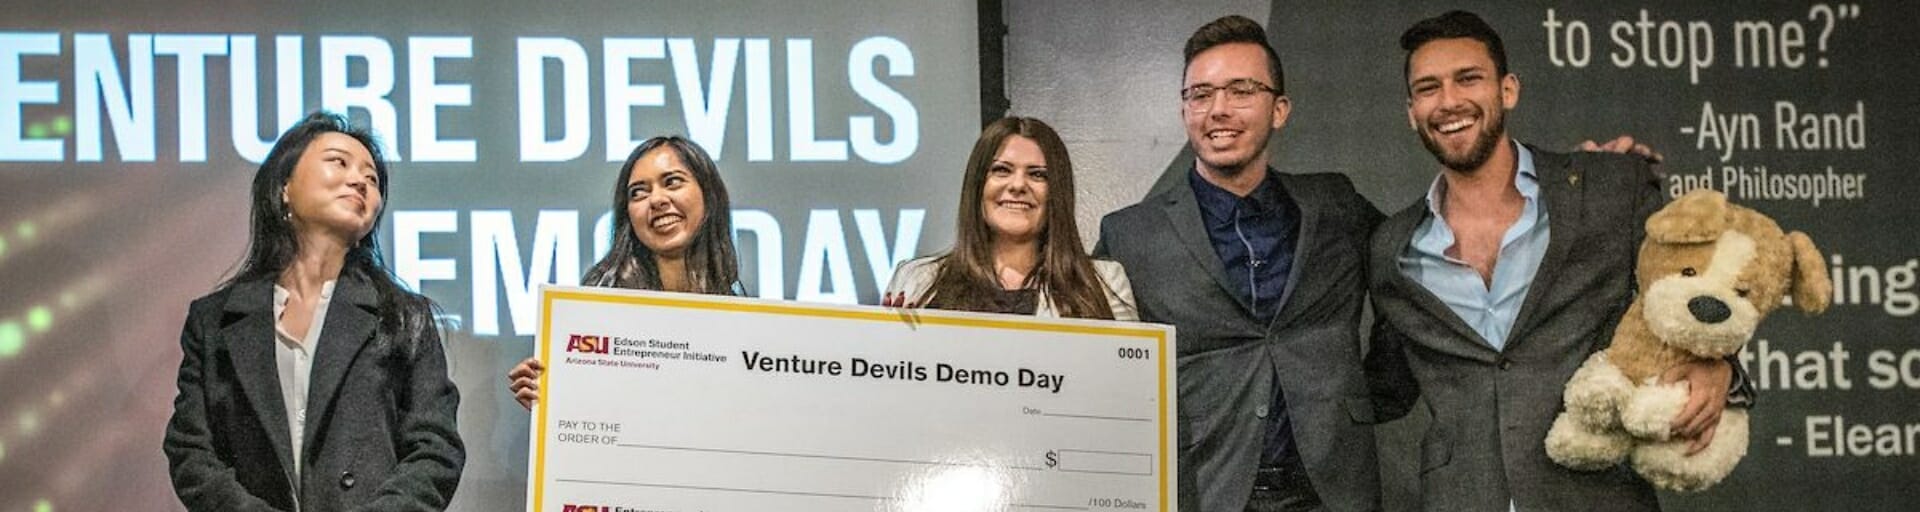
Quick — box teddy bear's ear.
[1786,231,1832,314]
[1646,189,1727,243]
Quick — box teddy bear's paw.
[1631,410,1750,492]
[1622,381,1689,439]
[1546,414,1631,470]
[1632,448,1724,492]
[1563,353,1633,427]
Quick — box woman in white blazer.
[883,117,1137,321]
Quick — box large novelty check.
[526,285,1177,512]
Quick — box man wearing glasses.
[1096,15,1415,512]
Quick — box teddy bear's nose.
[1688,296,1731,323]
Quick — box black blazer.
[1097,169,1411,512]
[1367,147,1663,511]
[164,274,463,511]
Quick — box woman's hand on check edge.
[881,291,920,308]
[507,357,546,411]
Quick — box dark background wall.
[1001,1,1917,510]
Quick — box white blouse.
[272,280,334,482]
[883,256,1139,321]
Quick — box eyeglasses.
[1181,79,1280,112]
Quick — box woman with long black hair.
[164,112,463,511]
[505,136,741,409]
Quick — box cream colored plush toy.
[1544,189,1831,491]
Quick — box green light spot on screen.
[27,307,52,332]
[17,222,36,240]
[18,411,39,435]
[26,123,48,139]
[0,235,8,257]
[34,498,52,512]
[51,116,72,135]
[0,322,23,357]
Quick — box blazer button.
[340,471,356,490]
[1498,359,1513,370]
[1254,405,1269,418]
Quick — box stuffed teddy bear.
[1544,189,1831,491]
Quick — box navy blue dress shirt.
[1189,168,1301,466]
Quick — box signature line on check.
[613,443,1052,472]
[1040,412,1152,422]
[555,479,1090,510]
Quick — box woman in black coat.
[164,112,463,511]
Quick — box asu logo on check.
[557,332,730,368]
[564,334,611,354]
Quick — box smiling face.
[624,146,708,259]
[980,135,1049,245]
[283,132,382,242]
[1406,37,1518,173]
[1183,42,1289,177]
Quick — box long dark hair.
[924,117,1114,319]
[582,136,739,294]
[225,111,435,353]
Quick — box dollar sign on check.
[1045,450,1059,468]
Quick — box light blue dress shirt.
[1398,141,1549,352]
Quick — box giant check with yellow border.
[526,285,1177,511]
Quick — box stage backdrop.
[0,0,976,510]
[1004,1,1918,509]
[1247,2,1914,510]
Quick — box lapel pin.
[1568,173,1582,186]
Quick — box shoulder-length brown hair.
[923,117,1113,319]
[583,136,739,294]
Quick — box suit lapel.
[1507,148,1583,345]
[1158,176,1254,315]
[302,275,379,456]
[1381,201,1501,358]
[1264,173,1317,330]
[218,279,298,479]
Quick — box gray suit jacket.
[1367,147,1663,511]
[1097,169,1411,512]
[165,274,464,511]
